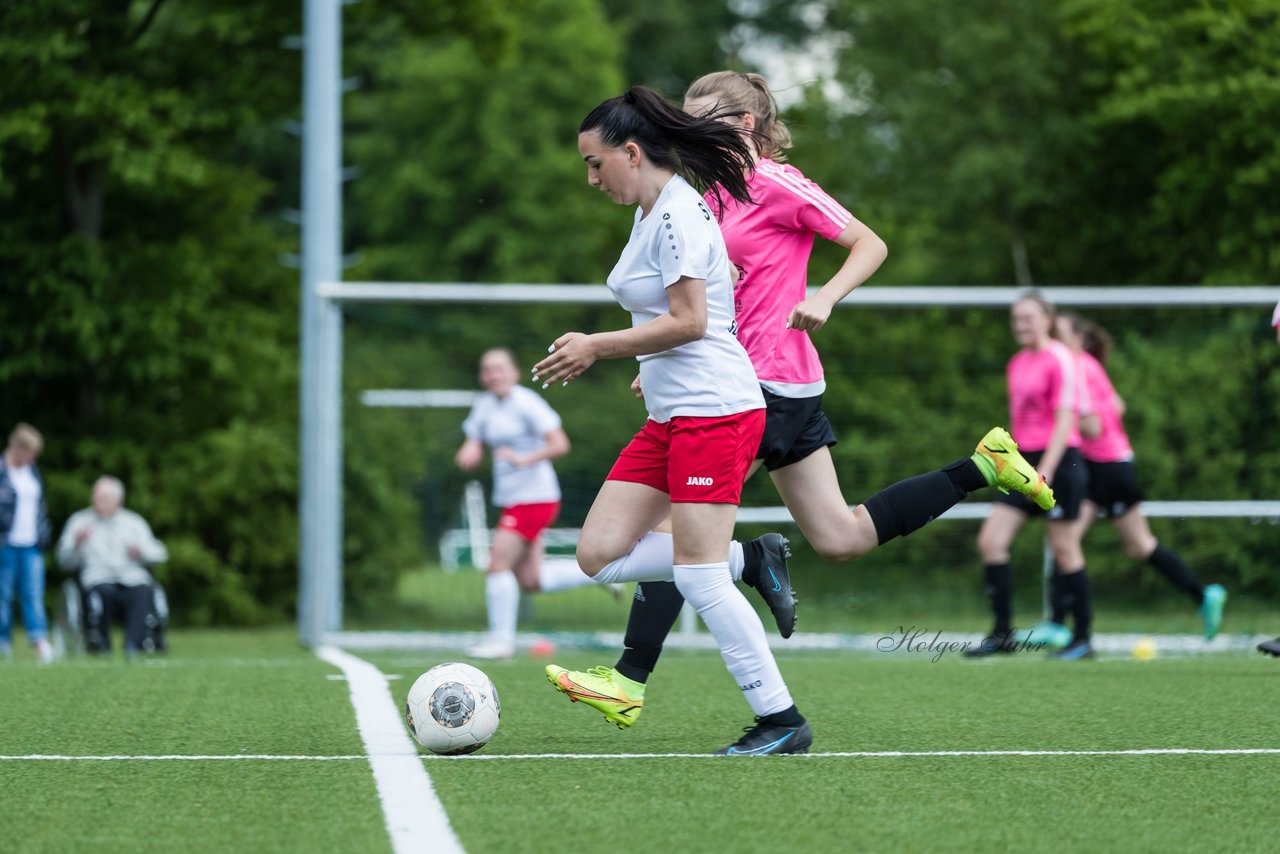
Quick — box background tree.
[0,0,302,623]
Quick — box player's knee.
[1123,535,1156,562]
[812,536,868,563]
[573,543,607,578]
[976,531,1008,562]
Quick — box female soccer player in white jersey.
[966,293,1094,659]
[1054,313,1227,639]
[531,85,813,754]
[543,72,1054,734]
[454,347,595,659]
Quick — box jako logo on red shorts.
[685,476,714,486]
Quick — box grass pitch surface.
[1,629,1275,852]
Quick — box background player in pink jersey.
[455,347,600,659]
[967,292,1094,659]
[545,71,1054,728]
[1054,313,1227,641]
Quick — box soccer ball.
[405,662,501,755]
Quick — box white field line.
[317,645,464,854]
[0,754,367,760]
[423,748,1280,760]
[4,748,1277,762]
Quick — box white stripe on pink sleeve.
[758,161,853,229]
[1049,341,1077,410]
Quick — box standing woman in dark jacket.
[0,423,54,663]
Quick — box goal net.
[309,284,1280,652]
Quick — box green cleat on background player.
[1201,583,1226,640]
[973,427,1055,511]
[545,664,645,729]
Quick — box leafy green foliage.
[0,0,300,624]
[3,0,1277,624]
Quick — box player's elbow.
[868,233,888,265]
[678,311,706,343]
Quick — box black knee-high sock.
[1062,569,1093,642]
[864,462,973,545]
[983,563,1014,637]
[615,581,686,684]
[1049,569,1071,626]
[1146,544,1205,605]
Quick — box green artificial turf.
[2,629,1276,853]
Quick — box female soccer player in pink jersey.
[1054,313,1226,640]
[454,347,602,659]
[543,72,1053,731]
[966,292,1094,659]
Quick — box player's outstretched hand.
[532,333,597,388]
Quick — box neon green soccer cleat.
[974,427,1055,511]
[545,665,645,729]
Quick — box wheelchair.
[53,574,169,658]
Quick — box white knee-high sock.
[485,571,519,643]
[672,562,793,716]
[728,540,745,582]
[592,532,676,584]
[538,558,595,593]
[592,532,748,585]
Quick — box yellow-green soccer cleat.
[545,664,644,729]
[974,427,1056,511]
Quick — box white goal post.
[298,283,1280,645]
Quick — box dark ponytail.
[579,86,754,212]
[1060,310,1114,364]
[1080,319,1114,365]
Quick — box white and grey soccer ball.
[405,662,501,755]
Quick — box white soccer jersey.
[606,175,764,422]
[6,465,40,547]
[462,385,562,507]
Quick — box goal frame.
[299,283,1280,646]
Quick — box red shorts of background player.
[606,409,765,504]
[496,501,560,542]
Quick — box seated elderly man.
[56,476,168,657]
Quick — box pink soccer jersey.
[1006,339,1082,452]
[1078,352,1133,463]
[706,159,853,396]
[1272,300,1280,328]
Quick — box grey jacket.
[56,507,168,588]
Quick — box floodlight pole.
[299,0,344,646]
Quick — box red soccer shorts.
[606,409,765,504]
[496,501,561,542]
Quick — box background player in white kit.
[455,347,598,659]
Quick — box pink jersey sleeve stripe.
[758,160,853,230]
[1048,341,1077,410]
